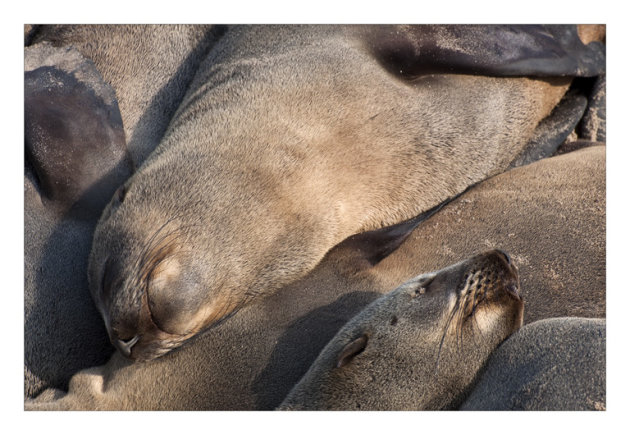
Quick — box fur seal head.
[279,249,524,410]
[88,159,341,361]
[89,196,210,361]
[87,174,444,361]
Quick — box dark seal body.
[24,43,133,397]
[29,25,225,166]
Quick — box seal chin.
[122,334,189,362]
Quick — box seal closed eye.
[278,250,524,411]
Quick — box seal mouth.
[123,332,191,362]
[451,250,523,324]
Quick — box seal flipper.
[368,25,605,79]
[578,74,606,142]
[24,44,132,219]
[333,194,461,273]
[508,89,588,168]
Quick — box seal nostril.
[504,281,521,300]
[115,184,127,203]
[116,335,140,357]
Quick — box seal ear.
[336,335,369,368]
[24,44,132,218]
[367,25,605,79]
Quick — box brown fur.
[460,317,605,410]
[279,250,523,410]
[370,145,605,324]
[26,145,604,410]
[577,24,606,44]
[89,25,577,361]
[30,25,225,166]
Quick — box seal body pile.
[87,25,604,360]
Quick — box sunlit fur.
[25,148,604,411]
[87,26,571,360]
[279,250,523,410]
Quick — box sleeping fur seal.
[88,25,605,361]
[460,317,605,411]
[24,43,133,397]
[25,226,408,410]
[24,25,226,396]
[25,145,604,410]
[278,250,524,410]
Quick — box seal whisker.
[455,280,472,352]
[457,297,467,352]
[469,284,486,341]
[435,295,462,372]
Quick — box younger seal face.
[279,250,524,410]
